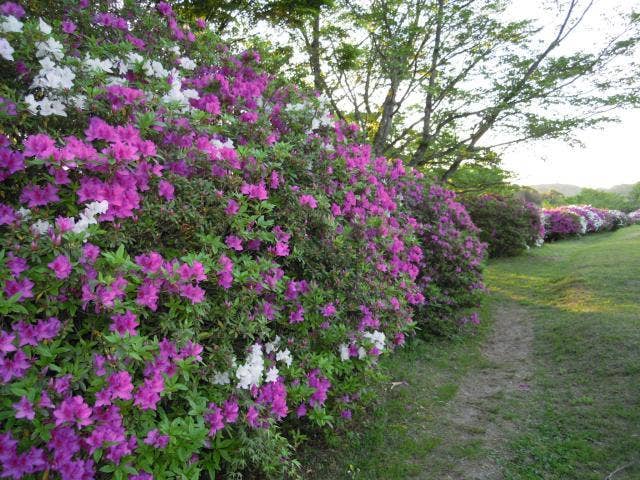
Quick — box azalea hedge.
[543,205,630,241]
[0,1,484,478]
[462,194,544,258]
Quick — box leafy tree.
[564,188,634,212]
[541,189,567,207]
[196,0,640,184]
[628,182,640,209]
[442,163,517,196]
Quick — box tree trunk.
[372,77,399,157]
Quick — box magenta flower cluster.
[543,205,630,240]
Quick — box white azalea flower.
[39,97,66,116]
[363,330,386,351]
[31,60,75,90]
[178,56,196,70]
[236,344,264,389]
[38,18,52,34]
[126,52,144,66]
[69,94,87,109]
[265,336,281,354]
[83,55,113,73]
[0,37,14,61]
[143,59,169,78]
[275,348,293,367]
[339,344,350,361]
[85,200,109,217]
[0,15,23,33]
[265,366,279,383]
[213,371,231,385]
[24,94,39,115]
[35,38,64,60]
[105,76,126,86]
[31,220,52,236]
[357,346,367,360]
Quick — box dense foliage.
[463,194,544,258]
[543,205,630,241]
[0,1,485,478]
[408,185,486,335]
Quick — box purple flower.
[158,180,175,201]
[107,371,134,401]
[273,242,289,257]
[13,395,35,420]
[205,403,225,435]
[5,253,27,277]
[23,133,56,159]
[134,375,163,411]
[110,310,139,337]
[321,303,337,317]
[136,279,160,311]
[299,194,318,209]
[0,1,25,18]
[225,199,239,215]
[289,304,304,324]
[179,284,205,304]
[135,251,164,274]
[225,235,243,251]
[144,429,169,448]
[4,277,34,301]
[53,396,93,427]
[48,254,72,279]
[223,399,239,423]
[246,405,259,428]
[240,181,268,201]
[61,19,77,33]
[20,183,60,208]
[0,203,17,225]
[0,330,16,353]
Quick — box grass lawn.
[302,225,640,479]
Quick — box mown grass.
[303,225,640,479]
[488,226,640,480]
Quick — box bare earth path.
[424,300,535,480]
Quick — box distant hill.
[530,184,582,196]
[606,184,635,196]
[529,183,637,197]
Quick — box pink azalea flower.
[23,133,56,159]
[299,194,318,209]
[53,396,93,427]
[20,183,60,208]
[158,180,175,201]
[48,254,72,280]
[107,371,134,401]
[13,396,35,420]
[225,199,239,215]
[225,235,243,251]
[110,310,139,337]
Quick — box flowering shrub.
[407,185,486,335]
[0,1,443,478]
[543,205,630,241]
[462,194,544,257]
[629,209,640,224]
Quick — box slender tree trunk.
[372,76,399,157]
[310,11,323,93]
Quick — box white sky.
[500,0,640,188]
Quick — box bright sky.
[500,0,640,188]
